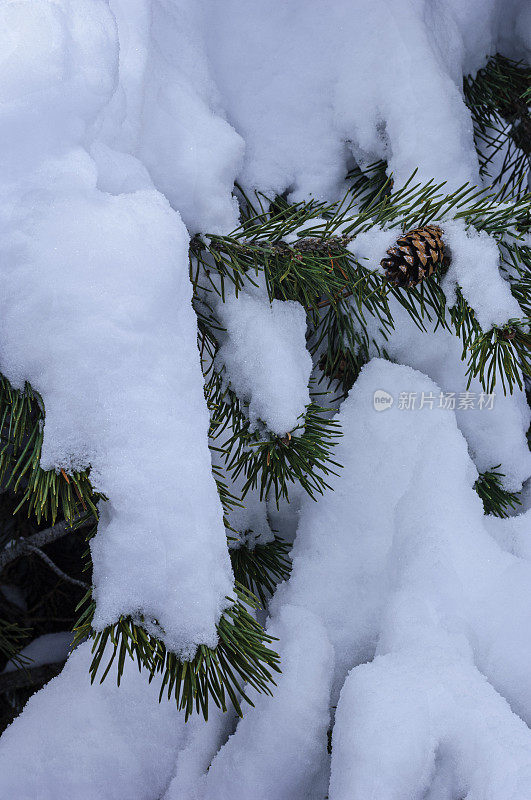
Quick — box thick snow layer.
[364,299,531,490]
[216,290,312,436]
[205,0,528,201]
[197,605,334,800]
[2,633,72,674]
[198,360,531,799]
[99,0,529,215]
[100,0,243,234]
[331,650,531,800]
[345,223,531,491]
[0,640,239,800]
[0,0,233,654]
[0,642,185,800]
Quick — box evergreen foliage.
[474,466,522,517]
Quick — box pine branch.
[195,181,531,395]
[205,363,342,506]
[0,660,65,694]
[0,375,102,524]
[230,536,292,606]
[474,467,522,517]
[0,618,30,671]
[464,54,530,198]
[22,544,89,590]
[74,583,280,722]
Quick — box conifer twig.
[0,661,65,694]
[0,516,93,572]
[22,544,89,590]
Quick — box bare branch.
[23,544,89,590]
[0,516,94,572]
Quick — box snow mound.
[197,360,531,799]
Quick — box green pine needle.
[230,536,292,606]
[73,582,280,722]
[0,375,101,525]
[474,466,522,517]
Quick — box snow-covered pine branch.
[0,1,529,799]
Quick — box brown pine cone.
[381,225,445,288]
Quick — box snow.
[0,0,233,656]
[484,508,531,560]
[363,298,531,491]
[442,220,523,331]
[101,0,243,235]
[204,0,521,201]
[216,289,312,436]
[0,641,185,800]
[347,227,402,275]
[198,605,334,800]
[0,639,242,800]
[330,650,531,800]
[2,632,73,673]
[342,218,531,492]
[197,360,531,799]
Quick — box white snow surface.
[99,0,244,234]
[363,298,531,491]
[0,639,239,800]
[196,360,531,799]
[0,0,233,655]
[0,641,186,800]
[442,219,523,331]
[205,0,528,200]
[216,289,312,435]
